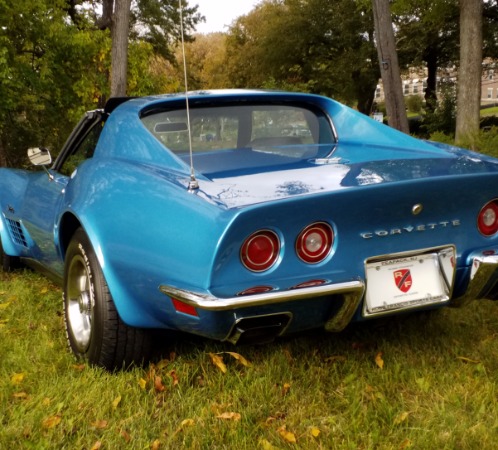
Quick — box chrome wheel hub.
[66,255,94,352]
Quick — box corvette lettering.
[360,220,461,239]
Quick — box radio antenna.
[178,0,199,191]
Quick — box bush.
[406,95,424,114]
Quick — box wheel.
[63,228,151,370]
[0,235,21,272]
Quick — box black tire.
[63,228,151,370]
[0,235,21,272]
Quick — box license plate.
[364,247,455,316]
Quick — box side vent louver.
[6,218,28,248]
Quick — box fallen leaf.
[12,392,28,399]
[310,426,320,438]
[225,351,252,367]
[394,411,410,425]
[11,373,25,385]
[42,397,51,406]
[138,378,147,390]
[173,418,195,435]
[375,352,384,369]
[120,429,132,443]
[169,370,179,386]
[42,415,61,429]
[281,383,291,396]
[457,356,480,364]
[216,412,241,421]
[112,395,122,409]
[40,287,48,294]
[209,353,227,373]
[90,441,102,450]
[278,425,297,443]
[399,438,412,449]
[151,439,161,450]
[73,364,86,371]
[180,418,194,428]
[259,438,279,450]
[91,420,108,429]
[154,376,166,393]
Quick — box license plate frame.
[363,246,455,317]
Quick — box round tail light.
[478,200,498,236]
[241,230,280,272]
[296,222,334,264]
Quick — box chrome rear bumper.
[456,255,498,304]
[159,280,365,332]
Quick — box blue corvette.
[2,90,498,369]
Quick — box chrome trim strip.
[159,280,365,312]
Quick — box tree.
[372,0,409,132]
[111,0,132,96]
[224,0,379,114]
[392,0,459,113]
[455,0,483,146]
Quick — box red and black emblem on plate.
[393,269,412,293]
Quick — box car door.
[20,110,105,276]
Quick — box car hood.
[196,142,498,209]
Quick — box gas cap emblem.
[412,204,423,216]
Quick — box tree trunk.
[424,47,439,113]
[372,0,409,133]
[110,0,131,97]
[455,0,482,147]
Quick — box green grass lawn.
[2,270,498,449]
[481,106,498,117]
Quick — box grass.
[2,270,498,449]
[481,106,498,117]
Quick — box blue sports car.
[2,90,498,370]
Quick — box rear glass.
[141,104,335,155]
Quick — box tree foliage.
[224,0,380,114]
[0,0,201,166]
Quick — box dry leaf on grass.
[151,439,161,449]
[281,383,291,396]
[209,353,227,373]
[138,378,147,389]
[90,441,102,450]
[225,351,252,367]
[120,429,131,443]
[169,369,179,386]
[154,376,166,393]
[42,415,61,429]
[310,426,320,437]
[457,356,480,364]
[278,425,297,443]
[216,412,241,421]
[112,395,122,409]
[375,352,384,369]
[394,411,410,425]
[11,373,25,385]
[91,420,108,429]
[259,438,280,450]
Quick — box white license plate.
[364,247,455,316]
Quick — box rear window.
[141,104,335,155]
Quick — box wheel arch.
[58,212,82,260]
[58,211,164,328]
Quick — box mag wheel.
[0,235,20,272]
[63,228,151,370]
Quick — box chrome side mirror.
[28,147,52,166]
